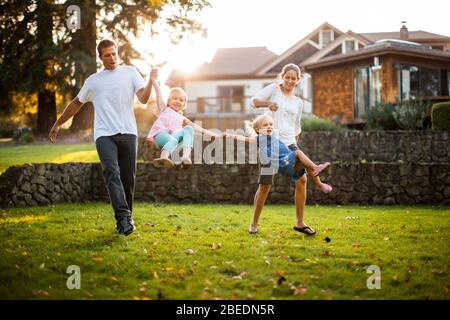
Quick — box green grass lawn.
[0,143,99,174]
[0,203,448,300]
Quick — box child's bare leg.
[306,168,322,187]
[294,150,317,171]
[295,150,330,177]
[305,169,333,193]
[250,184,271,233]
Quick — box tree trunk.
[36,0,57,134]
[70,0,97,131]
[36,89,57,134]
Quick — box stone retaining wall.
[1,162,449,208]
[1,130,449,207]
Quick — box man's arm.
[48,98,83,143]
[135,80,153,104]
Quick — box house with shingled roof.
[167,22,450,129]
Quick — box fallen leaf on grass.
[153,271,159,279]
[322,251,331,257]
[92,256,103,262]
[32,290,49,297]
[352,243,361,248]
[185,249,195,255]
[111,276,118,281]
[232,271,248,280]
[291,285,307,296]
[211,243,222,251]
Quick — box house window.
[354,66,382,119]
[398,65,440,99]
[343,40,357,53]
[448,71,450,95]
[217,86,245,113]
[320,30,334,48]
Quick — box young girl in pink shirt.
[146,69,219,168]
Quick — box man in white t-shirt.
[49,39,153,236]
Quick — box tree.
[0,0,72,133]
[0,0,210,134]
[68,0,210,131]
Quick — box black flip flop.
[293,225,316,235]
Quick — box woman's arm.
[252,99,278,112]
[251,83,279,112]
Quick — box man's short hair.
[97,39,117,57]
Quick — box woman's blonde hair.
[167,87,188,112]
[244,114,273,136]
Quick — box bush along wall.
[431,102,450,131]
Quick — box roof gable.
[256,22,344,75]
[301,30,371,66]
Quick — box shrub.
[18,132,35,143]
[392,99,431,130]
[431,102,450,130]
[0,118,19,138]
[12,127,34,143]
[301,115,341,132]
[366,102,400,130]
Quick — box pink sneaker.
[320,183,333,193]
[312,162,330,176]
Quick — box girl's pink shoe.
[320,183,332,193]
[312,162,330,176]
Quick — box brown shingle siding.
[312,65,354,122]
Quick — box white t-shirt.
[251,83,303,146]
[77,66,146,141]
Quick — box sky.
[134,0,450,82]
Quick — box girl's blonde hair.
[277,63,302,81]
[167,87,188,112]
[244,114,273,136]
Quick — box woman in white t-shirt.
[249,63,332,235]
